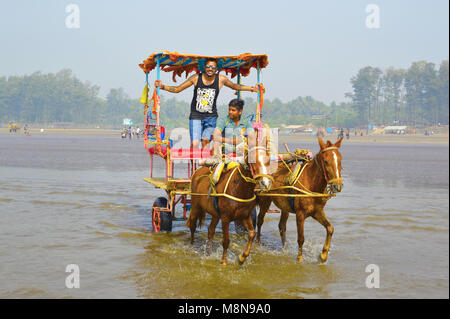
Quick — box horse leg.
[256,198,271,243]
[187,205,200,245]
[237,215,256,265]
[279,210,290,247]
[295,212,305,262]
[189,218,197,245]
[313,209,334,263]
[207,214,220,255]
[221,220,230,265]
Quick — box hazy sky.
[1,0,448,105]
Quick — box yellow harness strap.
[191,165,257,203]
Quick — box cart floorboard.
[143,177,190,191]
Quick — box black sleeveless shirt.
[189,73,220,120]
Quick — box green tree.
[349,66,382,127]
[438,60,449,125]
[382,68,405,124]
[405,61,440,126]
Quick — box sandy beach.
[279,132,449,145]
[0,127,119,136]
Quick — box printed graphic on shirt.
[195,88,216,113]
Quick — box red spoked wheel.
[152,197,172,232]
[152,207,161,233]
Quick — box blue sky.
[0,0,448,105]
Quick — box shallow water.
[0,134,448,298]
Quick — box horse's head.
[317,136,343,193]
[245,125,274,191]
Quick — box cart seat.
[171,148,212,160]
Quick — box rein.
[255,146,342,198]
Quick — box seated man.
[205,98,255,165]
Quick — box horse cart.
[138,51,345,265]
[138,51,273,232]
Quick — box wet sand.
[1,127,448,145]
[0,128,118,136]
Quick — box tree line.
[348,60,448,127]
[0,60,448,129]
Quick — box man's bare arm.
[222,76,257,92]
[155,74,197,93]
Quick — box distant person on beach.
[24,124,30,136]
[135,126,141,138]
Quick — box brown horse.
[187,135,273,265]
[256,136,343,263]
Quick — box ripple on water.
[2,288,48,298]
[30,200,85,208]
[361,222,448,232]
[98,202,135,211]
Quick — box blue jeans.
[189,117,217,143]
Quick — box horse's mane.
[271,152,319,181]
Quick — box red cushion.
[170,148,212,159]
[148,146,168,158]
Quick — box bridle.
[314,146,342,185]
[245,145,275,184]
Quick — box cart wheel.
[152,197,172,232]
[234,208,257,234]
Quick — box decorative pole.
[237,66,241,99]
[256,60,261,123]
[156,55,161,127]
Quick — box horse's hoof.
[297,255,303,263]
[318,252,328,264]
[236,254,246,265]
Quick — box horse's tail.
[197,210,206,228]
[186,206,207,229]
[186,213,194,228]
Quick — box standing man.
[154,58,258,150]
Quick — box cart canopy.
[139,51,268,81]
